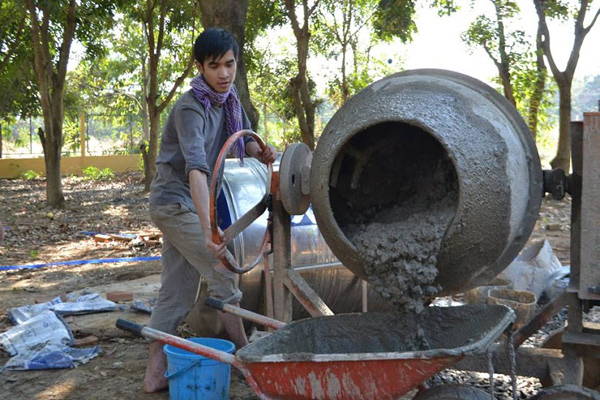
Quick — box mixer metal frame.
[270,172,334,323]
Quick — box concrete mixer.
[191,69,542,318]
[180,69,600,397]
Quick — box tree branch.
[157,55,195,114]
[533,0,561,79]
[56,0,77,89]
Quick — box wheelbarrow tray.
[236,304,515,400]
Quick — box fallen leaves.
[0,172,159,268]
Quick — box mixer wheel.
[412,384,492,400]
[529,384,600,400]
[280,142,312,215]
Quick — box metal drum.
[219,158,393,318]
[310,69,543,295]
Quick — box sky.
[400,1,600,86]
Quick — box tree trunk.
[534,0,599,173]
[341,42,349,104]
[141,58,151,141]
[527,27,547,139]
[45,111,65,207]
[198,0,259,130]
[551,81,572,171]
[494,1,515,107]
[498,65,516,106]
[141,0,194,191]
[145,105,161,192]
[26,0,75,208]
[284,0,317,150]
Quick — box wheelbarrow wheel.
[412,384,492,400]
[529,384,600,400]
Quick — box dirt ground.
[0,172,573,400]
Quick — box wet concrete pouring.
[332,126,459,316]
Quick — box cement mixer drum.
[310,69,543,296]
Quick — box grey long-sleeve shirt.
[149,89,251,212]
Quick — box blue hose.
[0,256,161,271]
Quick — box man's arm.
[189,169,226,258]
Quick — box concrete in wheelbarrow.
[236,304,515,400]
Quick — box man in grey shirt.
[144,28,276,393]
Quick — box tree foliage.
[3,0,599,184]
[372,0,418,42]
[462,1,529,106]
[316,0,402,107]
[282,0,322,150]
[0,1,37,119]
[316,0,376,105]
[462,0,555,139]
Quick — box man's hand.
[257,144,277,164]
[246,142,276,165]
[206,227,226,259]
[206,239,227,259]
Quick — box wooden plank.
[93,234,112,242]
[579,113,600,300]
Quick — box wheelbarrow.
[117,303,514,400]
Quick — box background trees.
[533,0,600,172]
[26,0,118,207]
[1,0,599,206]
[117,1,199,190]
[462,0,554,139]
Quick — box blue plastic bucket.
[164,337,235,400]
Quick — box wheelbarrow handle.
[116,318,239,365]
[115,318,275,400]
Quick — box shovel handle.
[205,296,226,311]
[204,297,286,330]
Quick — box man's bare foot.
[143,341,168,393]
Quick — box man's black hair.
[194,28,239,65]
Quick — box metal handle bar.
[209,129,273,274]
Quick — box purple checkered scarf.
[190,74,245,161]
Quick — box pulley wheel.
[280,142,312,215]
[412,384,492,400]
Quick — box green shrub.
[20,170,41,180]
[82,166,115,181]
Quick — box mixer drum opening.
[329,121,458,233]
[327,122,459,309]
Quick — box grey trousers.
[148,203,242,334]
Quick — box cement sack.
[0,310,101,371]
[498,239,563,300]
[8,292,116,324]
